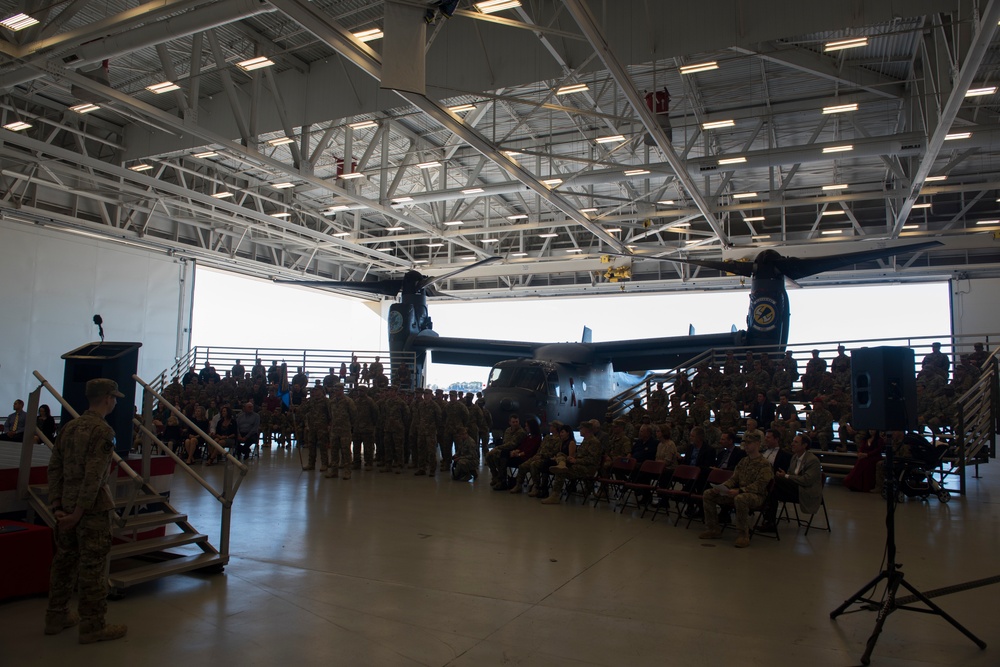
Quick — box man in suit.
[759,433,823,532]
[748,391,775,430]
[716,430,745,471]
[760,428,791,471]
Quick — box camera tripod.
[830,440,986,664]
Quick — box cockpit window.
[547,371,560,398]
[487,365,547,392]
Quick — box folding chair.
[779,495,831,535]
[684,467,733,528]
[618,460,667,514]
[651,464,700,524]
[749,479,780,541]
[592,458,638,508]
[563,470,598,503]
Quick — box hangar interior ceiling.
[1,0,1000,300]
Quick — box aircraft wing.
[409,331,537,367]
[590,331,742,372]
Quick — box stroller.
[883,433,952,503]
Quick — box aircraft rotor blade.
[418,256,501,291]
[773,241,943,280]
[667,257,755,277]
[272,278,404,297]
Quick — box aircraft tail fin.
[731,324,737,333]
[581,326,592,344]
[689,324,695,336]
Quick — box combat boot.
[509,484,523,494]
[341,470,351,480]
[735,531,751,548]
[79,624,127,644]
[698,528,723,540]
[44,610,79,635]
[302,465,314,471]
[527,485,539,497]
[541,494,560,505]
[414,468,427,476]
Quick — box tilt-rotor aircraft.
[281,242,939,439]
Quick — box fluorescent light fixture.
[211,191,233,199]
[332,231,351,237]
[1,13,39,31]
[193,151,219,159]
[539,233,558,238]
[353,28,383,43]
[267,136,295,146]
[476,0,521,13]
[448,104,476,113]
[417,161,441,169]
[718,156,746,165]
[744,216,765,222]
[965,87,997,97]
[272,212,291,218]
[70,103,99,114]
[3,121,31,131]
[732,192,758,199]
[349,120,378,130]
[426,242,444,248]
[541,178,563,186]
[507,214,528,220]
[605,228,622,233]
[822,184,849,191]
[821,210,846,216]
[325,205,351,214]
[822,103,858,114]
[481,238,499,243]
[823,145,854,153]
[237,56,274,71]
[510,252,528,257]
[392,196,414,203]
[556,83,589,95]
[461,188,485,194]
[679,61,718,75]
[824,37,868,52]
[580,208,598,213]
[596,134,625,144]
[624,169,650,176]
[945,132,972,141]
[146,81,180,94]
[385,226,405,232]
[911,203,932,209]
[340,172,365,180]
[503,150,524,157]
[751,235,771,240]
[702,119,735,130]
[924,175,947,182]
[672,222,691,228]
[128,163,152,172]
[902,224,919,230]
[566,248,584,253]
[272,182,295,189]
[414,260,428,264]
[821,229,844,235]
[976,219,999,225]
[443,220,464,226]
[658,200,675,205]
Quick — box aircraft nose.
[500,397,519,411]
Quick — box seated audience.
[699,431,773,548]
[34,403,56,444]
[1,399,27,442]
[759,433,823,532]
[843,429,882,492]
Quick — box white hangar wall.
[952,277,1000,344]
[0,220,191,411]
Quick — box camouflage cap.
[612,417,628,427]
[548,419,564,430]
[588,418,602,431]
[86,378,125,400]
[742,430,762,442]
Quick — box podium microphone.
[93,314,104,342]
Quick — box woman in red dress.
[843,429,883,492]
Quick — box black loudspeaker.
[851,346,917,431]
[61,342,142,456]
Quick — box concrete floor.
[2,446,999,666]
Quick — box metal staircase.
[17,371,247,595]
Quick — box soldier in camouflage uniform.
[699,432,773,547]
[45,378,127,644]
[325,383,357,479]
[465,393,487,454]
[352,386,379,470]
[486,414,526,487]
[412,389,442,476]
[451,426,479,481]
[512,420,563,493]
[301,386,331,471]
[541,420,601,504]
[379,385,409,473]
[689,395,711,428]
[804,396,835,451]
[715,396,741,433]
[441,390,470,471]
